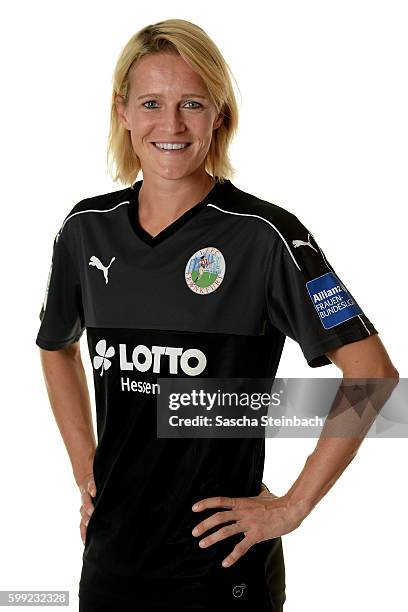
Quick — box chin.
[155,166,200,180]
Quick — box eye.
[143,100,159,109]
[184,101,202,109]
[142,100,202,109]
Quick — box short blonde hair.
[107,18,240,187]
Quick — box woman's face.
[115,52,224,181]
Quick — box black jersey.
[35,178,378,610]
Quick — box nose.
[159,104,187,134]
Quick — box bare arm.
[189,335,400,569]
[39,341,96,488]
[285,334,400,520]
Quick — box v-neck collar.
[126,178,230,247]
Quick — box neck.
[138,172,216,223]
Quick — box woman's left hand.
[191,492,306,568]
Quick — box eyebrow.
[136,92,208,100]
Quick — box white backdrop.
[1,1,406,611]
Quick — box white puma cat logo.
[89,255,116,284]
[292,232,318,253]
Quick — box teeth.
[154,143,189,150]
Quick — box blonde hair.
[107,18,240,187]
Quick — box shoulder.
[218,180,317,255]
[56,184,132,240]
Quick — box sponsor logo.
[92,340,207,377]
[292,232,318,253]
[93,339,115,376]
[306,272,363,329]
[185,247,225,294]
[89,255,116,284]
[232,584,246,598]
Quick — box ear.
[213,110,224,131]
[115,94,131,130]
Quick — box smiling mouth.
[151,143,192,152]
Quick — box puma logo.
[292,232,318,253]
[89,255,116,284]
[232,584,246,598]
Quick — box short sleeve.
[265,216,378,367]
[35,228,85,350]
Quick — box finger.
[192,510,238,537]
[79,520,87,545]
[79,472,94,491]
[257,489,279,499]
[79,473,96,497]
[192,496,236,512]
[221,536,255,568]
[80,485,95,506]
[87,478,96,497]
[197,522,243,549]
[80,498,94,518]
[80,506,92,524]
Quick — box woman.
[36,18,398,612]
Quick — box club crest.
[185,247,225,295]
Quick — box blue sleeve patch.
[306,272,363,330]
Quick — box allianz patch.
[306,272,363,330]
